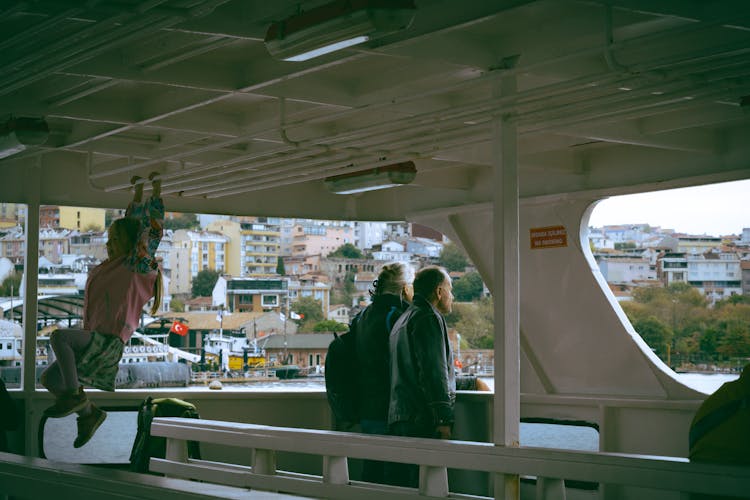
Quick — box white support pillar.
[164,438,189,462]
[419,465,449,497]
[323,455,349,485]
[253,449,276,476]
[536,477,567,500]
[492,75,521,500]
[22,160,41,456]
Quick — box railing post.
[323,455,349,485]
[253,449,276,475]
[161,437,188,476]
[419,465,449,497]
[536,477,566,500]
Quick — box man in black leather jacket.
[387,265,456,486]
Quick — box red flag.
[169,321,189,336]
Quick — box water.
[43,373,737,463]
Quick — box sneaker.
[74,406,106,448]
[43,389,88,418]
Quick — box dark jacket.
[355,293,409,421]
[388,294,455,430]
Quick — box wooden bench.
[0,451,308,500]
[149,417,750,499]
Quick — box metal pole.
[22,159,41,456]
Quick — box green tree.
[191,269,220,297]
[452,271,484,301]
[312,320,348,333]
[276,256,286,275]
[453,297,494,348]
[439,242,469,272]
[0,272,21,296]
[631,315,673,358]
[165,213,199,231]
[292,296,324,331]
[328,243,364,259]
[170,298,185,312]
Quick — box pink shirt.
[83,257,157,342]
[83,196,164,343]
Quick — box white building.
[353,221,388,251]
[327,304,350,325]
[687,251,742,302]
[596,255,654,284]
[371,240,411,262]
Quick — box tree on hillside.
[452,297,494,349]
[170,298,185,312]
[439,242,469,272]
[713,303,750,359]
[0,272,21,296]
[630,315,672,358]
[292,296,324,331]
[313,320,348,333]
[452,271,484,301]
[165,213,199,230]
[328,243,365,259]
[276,256,286,275]
[192,269,220,297]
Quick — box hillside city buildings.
[1,203,748,324]
[592,224,750,303]
[0,204,451,323]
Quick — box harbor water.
[42,373,738,464]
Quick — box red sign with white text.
[530,225,568,249]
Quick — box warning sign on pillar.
[530,225,568,249]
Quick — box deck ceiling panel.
[0,0,748,218]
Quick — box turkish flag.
[170,321,189,336]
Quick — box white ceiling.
[2,0,749,219]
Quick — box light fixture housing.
[0,117,49,159]
[324,161,417,194]
[265,0,416,62]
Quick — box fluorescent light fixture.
[285,35,370,62]
[325,161,417,195]
[0,117,49,159]
[265,0,416,62]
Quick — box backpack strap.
[385,305,399,332]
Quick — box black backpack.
[325,313,362,429]
[129,396,201,472]
[324,306,400,430]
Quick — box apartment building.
[287,277,331,317]
[240,218,281,277]
[658,252,688,286]
[677,236,722,255]
[291,223,353,258]
[40,206,106,232]
[0,203,21,228]
[216,276,289,315]
[170,229,228,295]
[595,254,654,284]
[687,251,742,302]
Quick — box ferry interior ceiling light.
[0,116,49,160]
[265,0,416,62]
[324,161,417,194]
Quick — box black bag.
[325,314,362,429]
[129,396,201,472]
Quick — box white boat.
[2,1,750,499]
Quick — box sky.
[588,179,750,237]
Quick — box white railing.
[0,451,288,500]
[149,417,750,500]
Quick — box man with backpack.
[325,262,414,483]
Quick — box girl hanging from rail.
[41,173,164,448]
